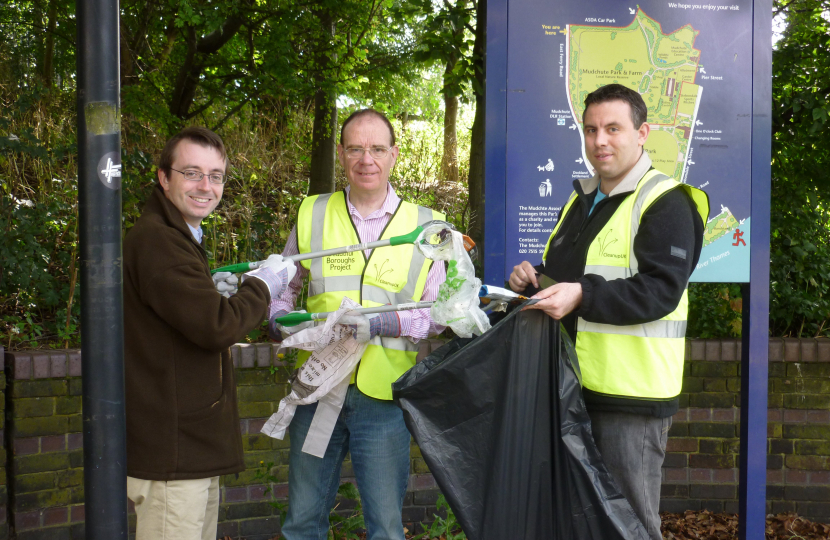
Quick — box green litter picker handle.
[210,226,425,275]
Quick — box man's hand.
[212,272,239,297]
[508,261,539,293]
[260,254,298,283]
[524,282,583,320]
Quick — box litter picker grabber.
[273,286,528,327]
[210,220,475,275]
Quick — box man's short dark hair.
[583,84,648,129]
[158,126,228,178]
[339,109,396,147]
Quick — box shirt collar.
[576,150,653,196]
[187,222,203,243]
[344,183,400,219]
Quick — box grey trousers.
[588,410,672,540]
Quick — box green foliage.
[768,0,830,337]
[413,494,466,540]
[688,284,742,339]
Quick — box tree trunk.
[442,90,459,184]
[467,0,486,252]
[308,88,337,195]
[42,0,57,87]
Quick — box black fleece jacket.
[530,170,704,418]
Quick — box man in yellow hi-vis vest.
[267,109,446,540]
[509,84,708,540]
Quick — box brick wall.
[661,338,830,523]
[2,339,829,539]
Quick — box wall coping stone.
[3,338,828,380]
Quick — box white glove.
[276,310,315,339]
[337,312,371,343]
[212,272,239,297]
[260,254,298,283]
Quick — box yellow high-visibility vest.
[297,191,445,400]
[543,170,709,399]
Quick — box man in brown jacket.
[123,127,295,540]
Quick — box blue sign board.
[492,0,755,283]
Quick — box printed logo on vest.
[372,259,400,288]
[597,229,625,259]
[326,253,356,271]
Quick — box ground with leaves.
[241,511,830,540]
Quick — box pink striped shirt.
[270,184,446,340]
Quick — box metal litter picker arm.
[210,226,426,275]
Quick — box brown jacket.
[124,185,270,480]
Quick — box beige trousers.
[127,476,220,540]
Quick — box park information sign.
[501,0,753,282]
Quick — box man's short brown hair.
[339,109,396,147]
[583,84,649,129]
[158,126,229,178]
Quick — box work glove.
[337,311,401,343]
[212,272,239,297]
[270,310,315,341]
[244,254,298,298]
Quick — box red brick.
[672,409,689,422]
[809,471,830,484]
[690,468,712,483]
[806,410,830,423]
[248,485,268,501]
[784,338,800,361]
[784,410,807,423]
[817,339,830,362]
[801,339,817,362]
[14,437,40,456]
[50,354,67,378]
[272,483,289,499]
[667,438,698,452]
[767,408,783,422]
[767,470,784,484]
[32,353,50,378]
[16,510,40,530]
[713,468,736,483]
[238,419,248,435]
[41,435,66,453]
[249,418,267,433]
[664,468,688,483]
[68,351,82,377]
[70,505,85,522]
[14,354,32,380]
[712,408,736,422]
[410,474,436,490]
[690,408,711,421]
[769,339,784,361]
[68,433,83,450]
[43,506,68,526]
[224,487,247,502]
[786,470,808,484]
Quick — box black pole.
[77,0,128,537]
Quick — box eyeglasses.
[170,168,226,184]
[343,146,394,159]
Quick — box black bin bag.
[392,306,649,540]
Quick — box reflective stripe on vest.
[543,170,709,399]
[296,191,445,400]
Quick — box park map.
[567,8,738,250]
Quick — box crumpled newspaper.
[261,297,368,457]
[421,229,491,338]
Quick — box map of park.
[567,8,702,183]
